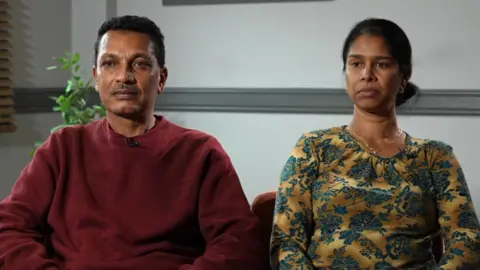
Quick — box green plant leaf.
[59,57,68,64]
[78,99,86,107]
[55,95,66,105]
[30,141,45,157]
[65,80,73,93]
[34,51,102,158]
[33,141,44,148]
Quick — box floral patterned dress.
[271,126,480,269]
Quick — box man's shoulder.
[40,119,103,153]
[164,120,228,163]
[166,120,221,148]
[50,119,103,140]
[34,119,103,161]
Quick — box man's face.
[93,30,168,117]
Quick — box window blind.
[0,0,15,133]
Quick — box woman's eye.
[376,62,390,68]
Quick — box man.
[0,15,263,269]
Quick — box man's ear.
[158,66,168,94]
[92,66,98,92]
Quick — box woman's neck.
[349,106,400,140]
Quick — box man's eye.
[101,61,115,67]
[134,62,151,67]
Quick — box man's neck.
[107,113,156,138]
[349,106,399,139]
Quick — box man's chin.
[108,105,144,118]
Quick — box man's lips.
[112,87,140,99]
[113,88,139,95]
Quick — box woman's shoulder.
[300,126,346,143]
[409,135,454,154]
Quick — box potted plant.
[31,52,106,156]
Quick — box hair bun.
[396,82,419,106]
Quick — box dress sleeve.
[270,135,319,269]
[429,141,480,269]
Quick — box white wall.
[117,0,480,210]
[2,0,480,215]
[118,0,480,89]
[158,112,480,206]
[71,0,111,80]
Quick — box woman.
[270,18,480,269]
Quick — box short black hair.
[93,15,165,67]
[342,18,418,107]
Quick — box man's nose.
[115,65,136,84]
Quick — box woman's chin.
[354,99,394,114]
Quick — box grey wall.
[1,0,71,198]
[0,0,119,199]
[10,0,71,87]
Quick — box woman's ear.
[400,70,411,87]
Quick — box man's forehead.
[98,30,153,53]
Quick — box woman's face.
[345,34,406,113]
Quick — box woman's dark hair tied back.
[396,82,418,106]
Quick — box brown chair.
[251,191,444,267]
[251,191,277,269]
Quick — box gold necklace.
[346,125,403,155]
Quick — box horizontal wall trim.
[163,0,332,6]
[13,87,480,116]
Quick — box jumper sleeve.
[179,138,264,270]
[0,134,61,269]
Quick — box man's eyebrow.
[99,52,153,60]
[131,52,153,60]
[348,54,393,61]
